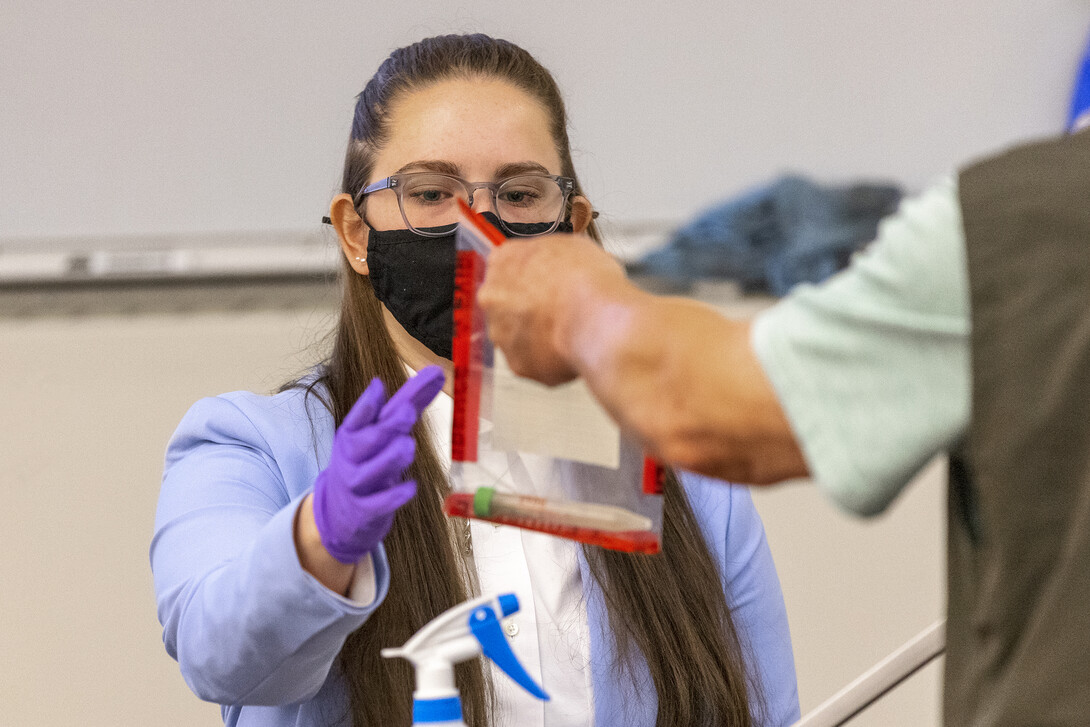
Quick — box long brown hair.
[311,34,759,727]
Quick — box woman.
[151,34,798,727]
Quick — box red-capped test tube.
[443,487,661,554]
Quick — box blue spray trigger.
[498,593,519,618]
[468,606,549,701]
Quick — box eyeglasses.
[355,172,576,237]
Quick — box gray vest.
[947,130,1090,725]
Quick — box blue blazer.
[151,386,799,726]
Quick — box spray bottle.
[382,592,549,726]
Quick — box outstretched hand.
[311,366,446,564]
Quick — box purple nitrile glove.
[312,366,446,564]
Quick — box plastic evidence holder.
[447,199,663,553]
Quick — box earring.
[355,256,366,263]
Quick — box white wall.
[1,1,1087,245]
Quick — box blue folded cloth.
[630,175,902,297]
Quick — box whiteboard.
[1,1,1087,249]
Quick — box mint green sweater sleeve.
[751,178,971,515]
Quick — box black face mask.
[367,212,575,360]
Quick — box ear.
[569,195,594,234]
[329,194,370,275]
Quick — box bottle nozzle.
[497,593,519,618]
[469,604,549,701]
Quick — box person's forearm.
[294,494,355,595]
[555,278,809,483]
